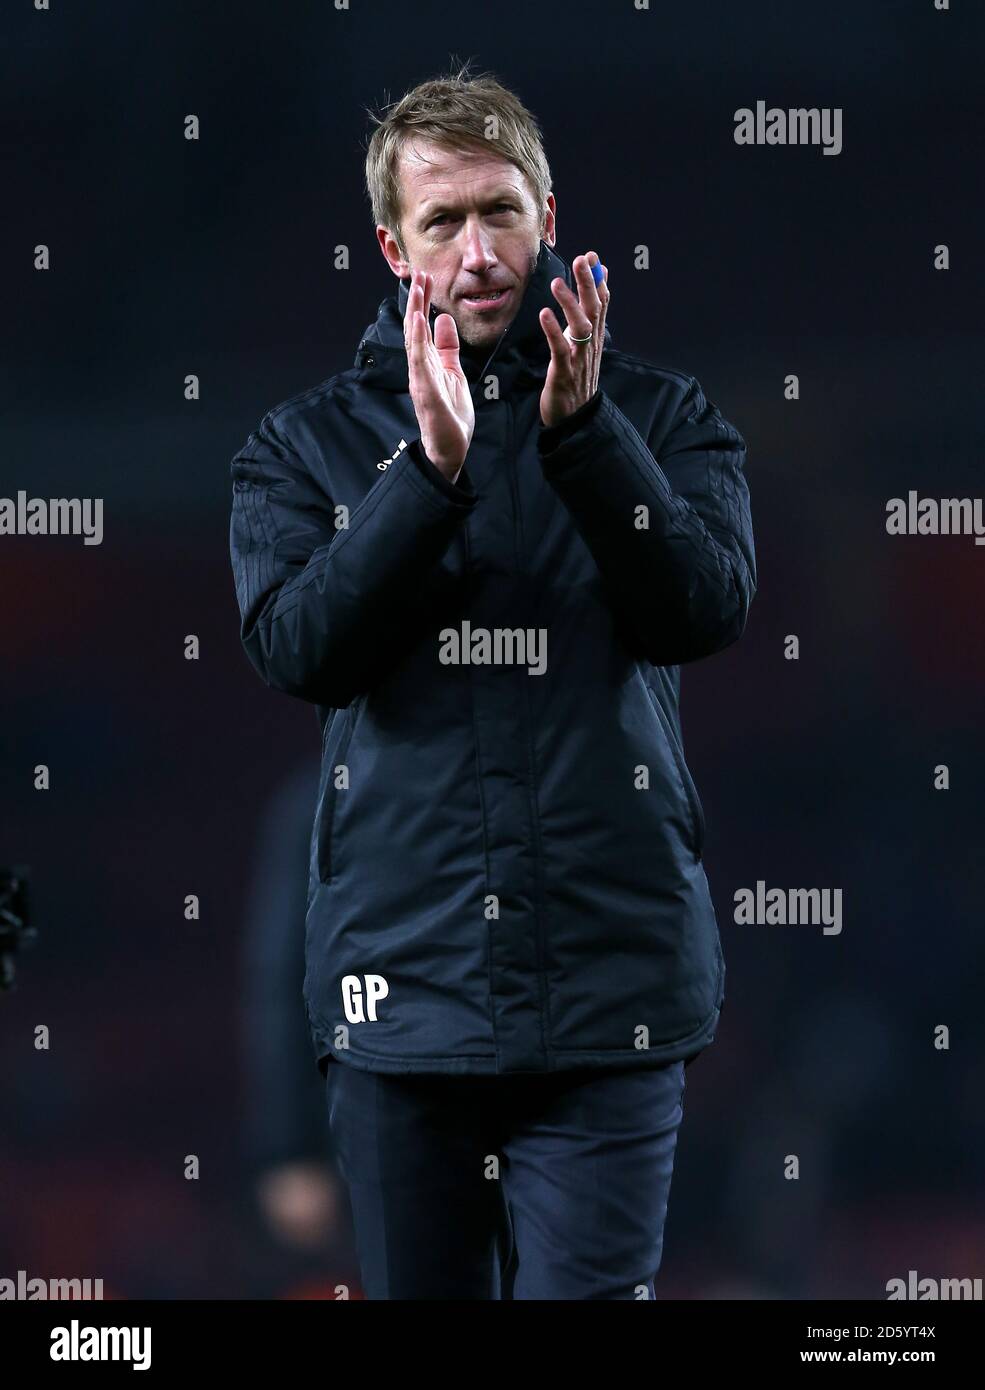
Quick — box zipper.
[470,326,510,403]
[506,396,552,1058]
[317,696,364,884]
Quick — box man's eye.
[428,205,516,230]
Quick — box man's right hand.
[404,269,475,484]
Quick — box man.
[229,66,756,1300]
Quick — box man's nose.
[460,220,497,272]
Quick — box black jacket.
[229,240,756,1076]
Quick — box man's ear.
[540,193,557,247]
[376,225,410,278]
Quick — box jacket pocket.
[315,698,363,884]
[637,669,706,861]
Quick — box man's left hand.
[538,251,609,428]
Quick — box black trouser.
[324,1058,687,1300]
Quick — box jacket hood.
[353,240,613,396]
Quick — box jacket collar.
[353,240,612,396]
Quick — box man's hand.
[538,252,609,428]
[405,268,475,483]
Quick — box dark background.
[2,0,983,1298]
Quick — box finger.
[539,306,571,370]
[405,303,418,365]
[403,272,421,349]
[594,259,610,332]
[408,307,430,372]
[573,253,602,314]
[590,253,610,309]
[405,272,432,336]
[407,276,439,365]
[550,276,593,339]
[403,269,421,318]
[418,274,436,351]
[432,312,463,371]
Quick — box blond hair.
[363,60,553,256]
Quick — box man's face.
[376,137,557,349]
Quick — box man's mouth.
[461,288,511,310]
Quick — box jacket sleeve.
[230,410,477,707]
[537,378,756,665]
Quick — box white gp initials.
[341,973,389,1023]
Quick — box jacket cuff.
[406,438,476,505]
[537,389,603,455]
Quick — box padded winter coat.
[229,239,756,1076]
